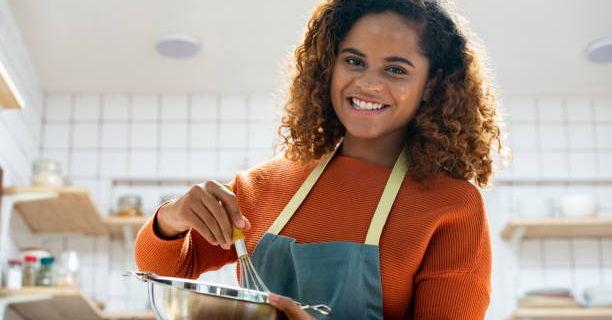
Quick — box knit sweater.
[134,154,491,319]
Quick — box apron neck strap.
[267,139,409,246]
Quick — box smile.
[348,97,391,112]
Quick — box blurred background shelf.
[511,307,612,319]
[2,187,147,240]
[501,217,612,240]
[0,287,154,320]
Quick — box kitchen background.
[0,1,611,319]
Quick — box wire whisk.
[233,226,270,293]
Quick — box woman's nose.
[354,71,384,93]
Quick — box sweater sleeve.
[134,180,238,279]
[411,187,492,320]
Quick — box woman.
[135,0,504,319]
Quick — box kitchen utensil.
[125,271,332,320]
[232,226,270,293]
[222,184,270,293]
[561,194,598,218]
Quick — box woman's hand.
[155,180,250,249]
[268,293,315,320]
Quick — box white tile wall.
[493,95,612,319]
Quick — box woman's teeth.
[350,97,388,110]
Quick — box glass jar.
[36,257,55,286]
[114,194,144,217]
[6,259,23,289]
[31,159,64,187]
[22,255,37,287]
[56,251,79,287]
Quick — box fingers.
[205,180,250,231]
[268,293,313,320]
[199,191,233,245]
[190,199,227,247]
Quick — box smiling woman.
[135,1,504,319]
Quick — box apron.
[251,142,408,319]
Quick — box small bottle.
[6,259,23,289]
[22,256,37,287]
[36,257,55,286]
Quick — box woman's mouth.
[347,97,391,114]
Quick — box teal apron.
[250,142,408,319]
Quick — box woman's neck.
[339,131,406,168]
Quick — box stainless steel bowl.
[126,272,330,320]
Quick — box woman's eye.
[345,57,364,67]
[387,66,407,75]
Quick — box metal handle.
[296,302,332,316]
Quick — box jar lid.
[8,259,22,265]
[40,257,55,265]
[24,255,37,262]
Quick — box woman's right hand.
[155,180,251,250]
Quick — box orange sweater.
[135,155,491,319]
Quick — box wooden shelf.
[0,62,23,109]
[0,287,154,320]
[501,217,612,240]
[3,187,148,240]
[0,287,103,320]
[512,307,612,319]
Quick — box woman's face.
[331,11,434,140]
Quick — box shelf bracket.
[0,192,57,286]
[0,293,53,320]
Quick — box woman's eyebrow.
[340,47,366,57]
[340,47,416,68]
[385,56,416,68]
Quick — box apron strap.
[364,147,408,245]
[267,140,408,246]
[267,143,340,235]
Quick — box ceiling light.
[586,37,612,64]
[155,35,201,59]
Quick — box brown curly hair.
[278,0,506,188]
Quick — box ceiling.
[7,0,612,95]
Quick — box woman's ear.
[423,69,443,102]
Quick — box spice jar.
[36,257,55,286]
[31,159,64,187]
[114,194,144,217]
[22,256,37,287]
[6,259,23,289]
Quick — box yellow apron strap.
[364,147,408,246]
[267,143,341,235]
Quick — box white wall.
[487,95,612,319]
[0,0,43,185]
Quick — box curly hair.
[278,0,506,188]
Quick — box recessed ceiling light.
[586,37,612,64]
[155,35,201,59]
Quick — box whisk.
[232,225,270,293]
[222,185,269,293]
[224,185,331,315]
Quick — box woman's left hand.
[268,292,315,320]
